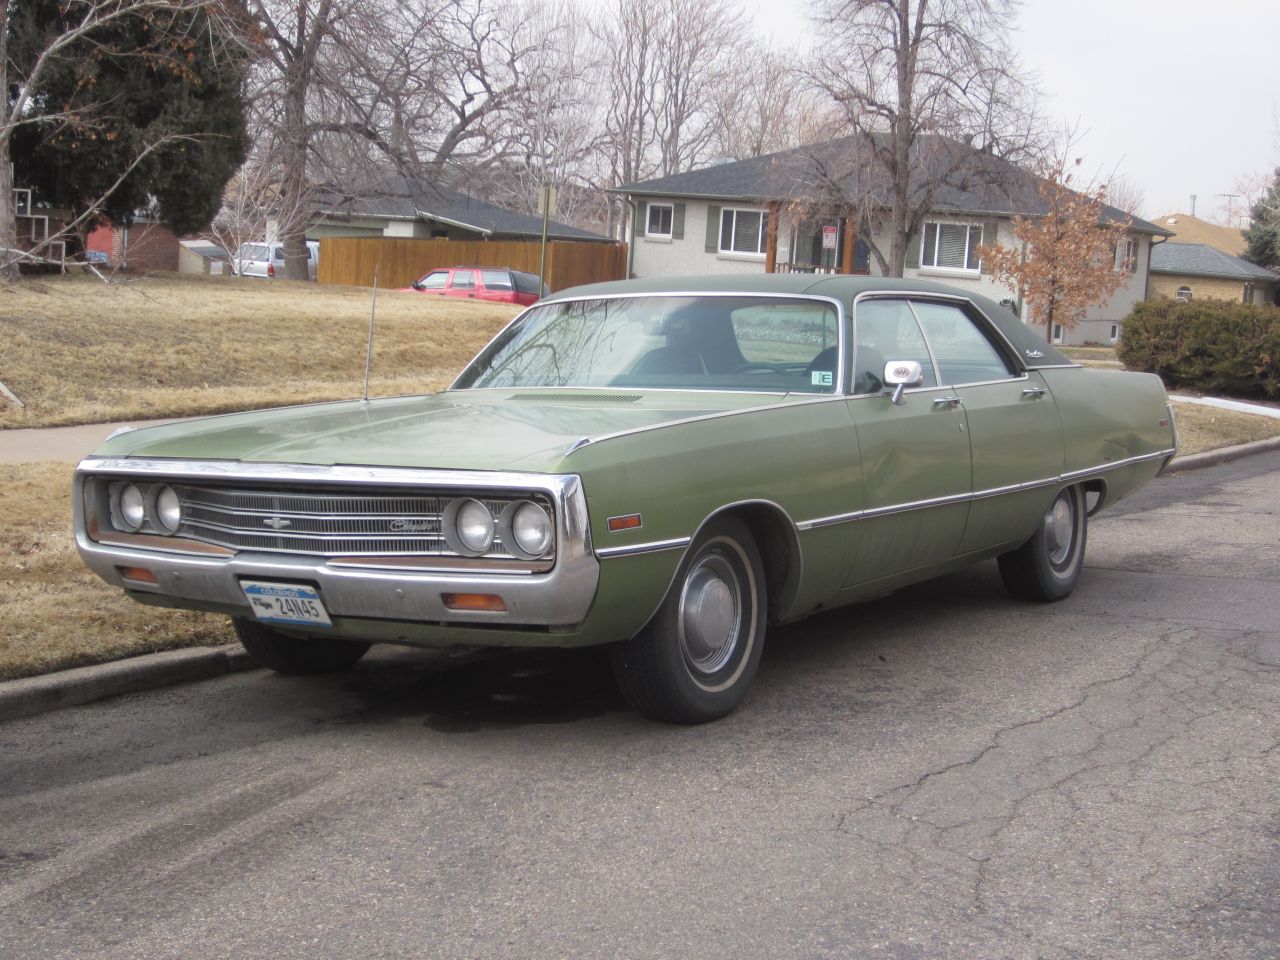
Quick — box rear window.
[480,269,514,290]
[237,244,267,261]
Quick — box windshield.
[454,295,841,393]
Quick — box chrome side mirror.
[883,360,924,406]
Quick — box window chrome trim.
[794,448,1177,531]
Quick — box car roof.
[548,274,1070,368]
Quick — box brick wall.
[1148,274,1251,303]
[111,222,179,271]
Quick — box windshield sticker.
[811,371,833,387]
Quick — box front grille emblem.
[262,517,292,530]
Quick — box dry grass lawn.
[0,460,231,680]
[1171,401,1280,455]
[0,272,518,429]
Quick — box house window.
[1176,286,1192,302]
[1051,323,1064,344]
[1114,238,1138,273]
[719,208,768,256]
[1243,282,1254,304]
[1109,323,1119,343]
[922,222,983,272]
[647,203,673,238]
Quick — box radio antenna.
[362,267,379,402]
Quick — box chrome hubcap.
[679,555,742,676]
[1045,493,1075,566]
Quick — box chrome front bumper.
[73,459,600,632]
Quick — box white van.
[233,240,319,280]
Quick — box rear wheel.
[610,517,767,724]
[233,618,371,674]
[998,485,1088,602]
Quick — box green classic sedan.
[74,276,1177,723]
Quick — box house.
[86,219,181,272]
[1152,213,1246,257]
[1148,242,1278,305]
[612,136,1173,346]
[310,176,610,243]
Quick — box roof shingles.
[1149,242,1278,281]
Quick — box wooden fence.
[316,237,628,292]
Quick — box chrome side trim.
[794,449,1177,531]
[594,536,691,558]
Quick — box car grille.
[172,484,520,558]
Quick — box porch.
[764,202,871,276]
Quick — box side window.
[419,270,448,290]
[480,269,513,290]
[272,246,285,261]
[450,270,476,290]
[910,301,1014,384]
[854,299,938,394]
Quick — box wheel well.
[1081,478,1108,516]
[710,503,802,622]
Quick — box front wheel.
[997,485,1088,602]
[610,517,767,724]
[233,618,371,674]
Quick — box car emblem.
[262,517,292,530]
[389,519,432,533]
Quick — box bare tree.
[806,0,1045,276]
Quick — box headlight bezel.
[501,500,554,560]
[108,480,182,537]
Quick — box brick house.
[86,220,181,271]
[1148,242,1278,305]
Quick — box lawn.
[0,272,518,429]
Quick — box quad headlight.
[109,481,182,536]
[443,496,554,559]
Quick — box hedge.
[1118,298,1280,400]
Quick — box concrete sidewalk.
[1171,394,1280,419]
[0,418,173,464]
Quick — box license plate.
[241,581,332,628]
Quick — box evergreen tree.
[1241,168,1280,271]
[7,0,250,236]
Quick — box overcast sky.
[750,0,1280,223]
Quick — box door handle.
[1021,386,1046,399]
[933,396,962,408]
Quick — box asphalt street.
[2,453,1278,959]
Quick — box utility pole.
[1218,193,1241,227]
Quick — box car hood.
[90,390,796,474]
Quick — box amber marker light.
[607,513,643,532]
[442,593,507,612]
[116,566,158,584]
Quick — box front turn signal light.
[442,593,507,612]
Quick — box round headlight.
[511,502,552,557]
[117,483,146,531]
[455,499,495,553]
[155,485,181,534]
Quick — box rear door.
[447,269,478,298]
[909,299,1064,553]
[476,269,516,303]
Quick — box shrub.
[1118,298,1280,399]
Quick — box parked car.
[74,276,1176,723]
[401,266,549,305]
[233,240,319,280]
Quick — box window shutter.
[905,228,922,269]
[705,205,721,252]
[673,203,685,240]
[636,203,647,238]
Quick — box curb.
[1165,434,1280,474]
[0,644,260,724]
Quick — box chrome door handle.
[1021,386,1046,399]
[933,396,962,408]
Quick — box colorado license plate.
[241,581,332,628]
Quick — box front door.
[843,298,972,587]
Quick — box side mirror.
[883,360,924,406]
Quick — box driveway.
[1,453,1277,959]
